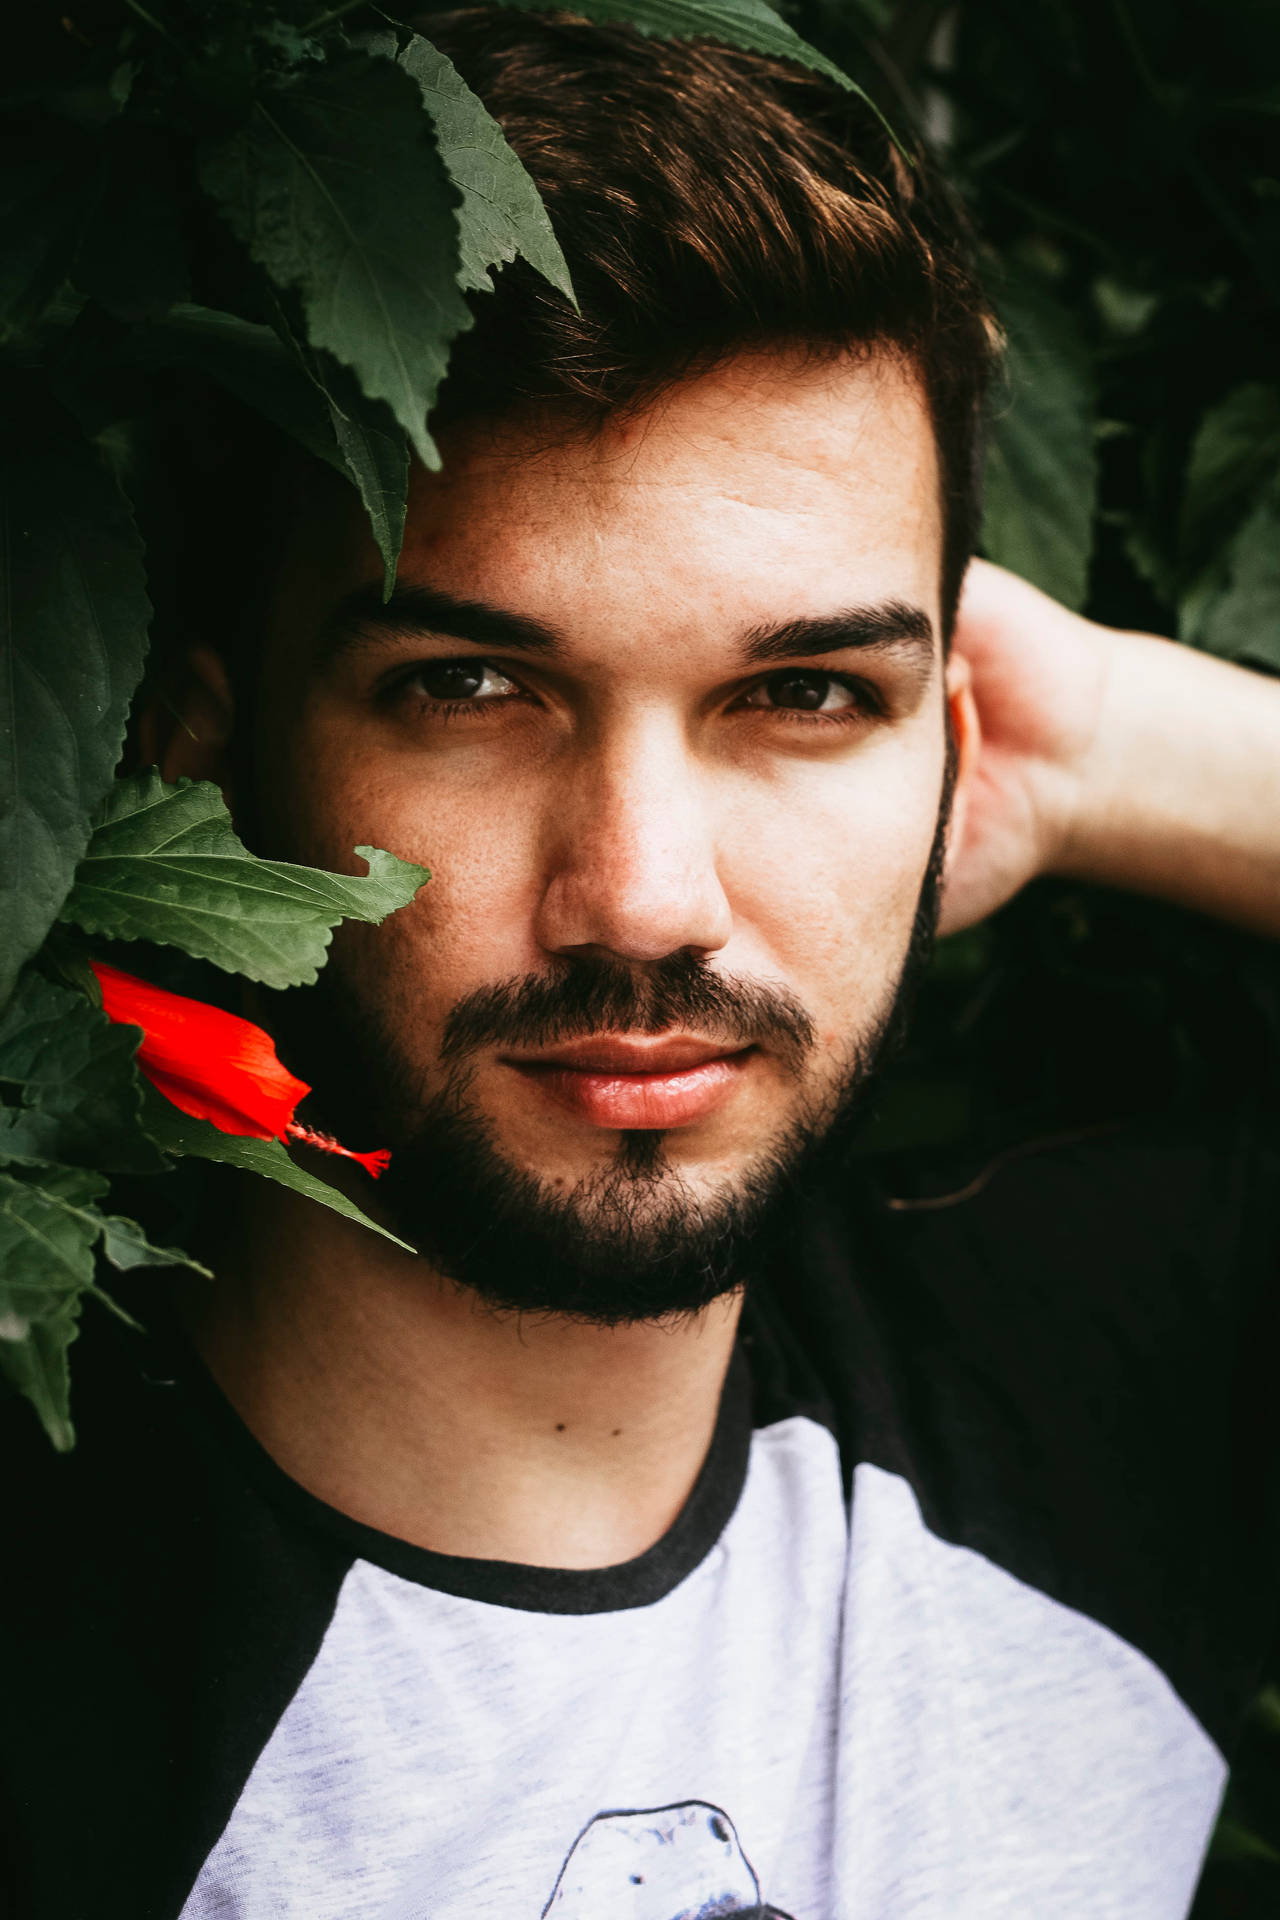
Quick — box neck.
[179,1177,743,1570]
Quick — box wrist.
[1017,598,1117,887]
[1045,619,1139,885]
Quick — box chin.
[374,1098,807,1323]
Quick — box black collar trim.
[177,1336,756,1616]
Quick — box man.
[5,10,1280,1918]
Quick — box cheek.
[322,772,553,1036]
[724,741,944,1014]
[255,683,538,915]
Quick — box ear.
[136,647,236,792]
[943,647,981,869]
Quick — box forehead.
[279,348,944,658]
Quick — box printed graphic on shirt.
[541,1801,794,1919]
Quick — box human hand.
[939,559,1109,935]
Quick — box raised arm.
[943,560,1280,940]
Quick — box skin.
[162,347,1280,1569]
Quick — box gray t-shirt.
[182,1424,1222,1920]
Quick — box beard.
[269,758,953,1323]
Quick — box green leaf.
[133,301,410,589]
[0,1163,107,1340]
[130,304,345,472]
[1178,384,1280,638]
[37,925,103,1006]
[270,298,411,594]
[61,771,430,989]
[100,1212,212,1277]
[1180,385,1280,573]
[0,1163,140,1448]
[982,273,1098,610]
[1194,474,1280,669]
[0,970,163,1174]
[0,1299,82,1452]
[0,1163,206,1449]
[493,0,859,95]
[1091,276,1158,340]
[393,32,574,299]
[325,377,411,593]
[198,50,472,469]
[139,1093,414,1254]
[0,422,152,1007]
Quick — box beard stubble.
[267,752,954,1322]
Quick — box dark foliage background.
[783,1,1280,1907]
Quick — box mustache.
[439,950,817,1073]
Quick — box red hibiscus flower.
[92,962,389,1178]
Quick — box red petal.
[140,1063,279,1141]
[92,961,310,1139]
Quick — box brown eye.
[407,660,517,702]
[745,670,858,713]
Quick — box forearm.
[1056,630,1280,938]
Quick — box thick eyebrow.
[321,584,564,663]
[322,583,935,673]
[738,600,935,667]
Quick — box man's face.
[228,350,961,1313]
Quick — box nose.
[533,713,733,965]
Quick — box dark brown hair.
[148,9,997,688]
[427,7,998,629]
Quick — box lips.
[504,1036,755,1129]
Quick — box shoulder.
[1,1302,355,1919]
[771,1103,1280,1748]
